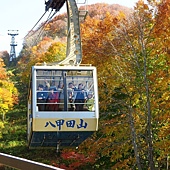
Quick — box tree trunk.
[144,53,155,170]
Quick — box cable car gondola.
[27,0,99,149]
[27,65,99,149]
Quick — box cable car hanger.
[44,0,85,66]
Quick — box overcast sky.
[0,0,141,55]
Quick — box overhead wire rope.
[25,9,58,47]
[24,0,67,48]
[24,11,48,38]
[25,0,63,39]
[34,9,55,45]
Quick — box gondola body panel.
[27,65,99,148]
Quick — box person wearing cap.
[37,84,48,111]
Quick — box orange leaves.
[0,58,7,80]
[80,1,170,168]
[18,36,66,83]
[0,71,7,80]
[81,15,122,111]
[135,0,149,11]
[154,0,170,41]
[82,13,120,66]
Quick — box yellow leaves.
[117,11,126,20]
[155,119,170,160]
[0,58,5,67]
[110,142,133,169]
[44,42,66,62]
[0,121,5,139]
[31,45,37,52]
[0,121,4,129]
[0,88,13,115]
[159,122,170,138]
[0,61,18,119]
[132,93,140,106]
[111,157,134,170]
[162,91,170,101]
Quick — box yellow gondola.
[27,65,99,148]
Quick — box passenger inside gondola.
[37,84,48,111]
[44,79,50,90]
[74,83,87,111]
[58,81,64,111]
[46,87,59,111]
[68,82,76,111]
[84,92,94,111]
[58,81,75,111]
[50,80,57,91]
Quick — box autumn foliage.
[78,1,169,169]
[0,58,18,121]
[4,1,170,169]
[17,37,66,83]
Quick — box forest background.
[0,0,169,169]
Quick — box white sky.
[0,0,141,55]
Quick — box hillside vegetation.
[0,1,170,169]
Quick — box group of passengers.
[37,81,94,112]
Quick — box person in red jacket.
[46,87,59,111]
